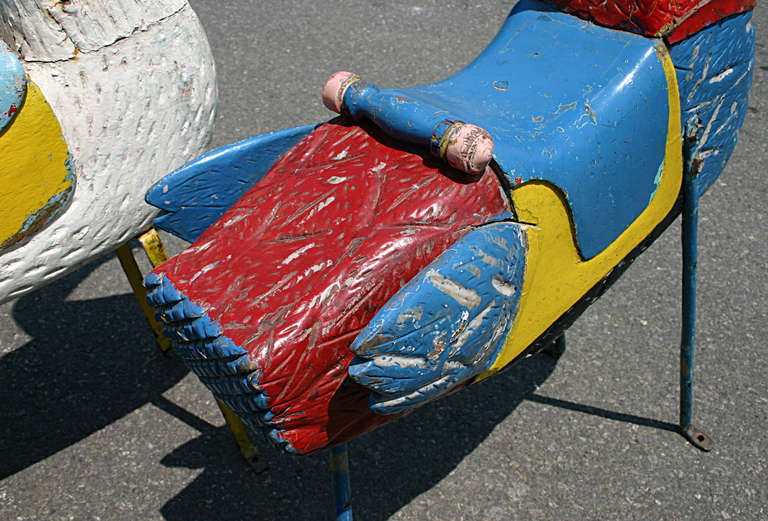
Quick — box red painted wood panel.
[549,0,754,40]
[667,0,755,43]
[157,120,509,454]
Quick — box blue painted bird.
[143,0,755,454]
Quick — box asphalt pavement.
[1,1,766,520]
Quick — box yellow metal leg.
[118,227,265,470]
[136,228,169,268]
[115,236,173,355]
[216,399,268,472]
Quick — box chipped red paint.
[7,104,16,118]
[666,0,755,43]
[155,121,509,454]
[549,0,754,40]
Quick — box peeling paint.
[426,271,481,309]
[709,68,734,83]
[316,195,336,212]
[281,243,317,265]
[0,41,26,131]
[648,161,664,205]
[671,11,754,197]
[368,355,428,369]
[332,147,349,160]
[453,303,493,347]
[0,82,75,254]
[553,101,577,114]
[491,275,517,296]
[350,222,526,415]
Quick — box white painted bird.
[0,0,216,303]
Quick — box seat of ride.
[339,0,674,260]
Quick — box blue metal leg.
[329,444,353,521]
[679,170,713,451]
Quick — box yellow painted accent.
[478,45,682,379]
[138,228,169,268]
[0,81,72,249]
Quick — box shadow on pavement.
[159,354,561,521]
[0,257,189,479]
[527,394,678,433]
[1,255,677,519]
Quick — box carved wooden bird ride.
[144,0,755,455]
[0,0,216,303]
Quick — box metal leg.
[136,227,169,268]
[329,444,353,521]
[118,228,267,468]
[543,332,566,359]
[115,234,173,355]
[216,399,268,472]
[679,172,713,451]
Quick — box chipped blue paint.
[0,41,25,133]
[336,0,670,260]
[146,123,318,243]
[670,11,755,199]
[142,273,295,449]
[649,161,665,205]
[348,221,526,414]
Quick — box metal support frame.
[117,228,267,469]
[329,443,353,521]
[679,170,713,451]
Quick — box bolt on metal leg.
[329,443,353,521]
[679,172,713,452]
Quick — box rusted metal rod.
[679,167,712,451]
